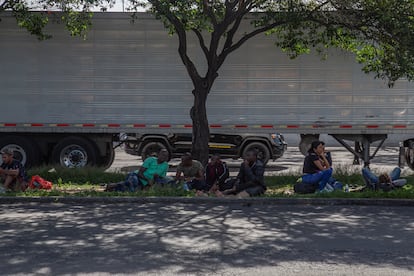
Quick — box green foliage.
[0,0,114,39]
[62,10,93,37]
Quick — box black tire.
[51,136,98,168]
[242,142,271,164]
[0,136,41,168]
[299,135,320,156]
[405,147,414,170]
[98,146,115,170]
[141,141,168,161]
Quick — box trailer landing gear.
[331,134,387,168]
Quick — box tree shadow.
[0,202,413,274]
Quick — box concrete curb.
[0,196,414,206]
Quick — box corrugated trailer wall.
[0,12,413,133]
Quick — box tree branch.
[0,0,10,10]
[192,28,210,61]
[207,0,251,73]
[221,1,252,59]
[218,19,288,68]
[149,0,201,85]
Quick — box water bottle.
[344,184,350,192]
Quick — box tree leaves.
[0,0,114,40]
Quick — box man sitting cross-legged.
[216,150,266,198]
[0,148,28,192]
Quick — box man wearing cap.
[0,148,28,191]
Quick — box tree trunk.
[191,85,210,166]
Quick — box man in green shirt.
[138,149,170,187]
[105,149,170,192]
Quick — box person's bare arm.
[319,153,331,169]
[138,167,151,184]
[195,168,204,180]
[313,160,327,171]
[3,169,19,177]
[176,171,184,180]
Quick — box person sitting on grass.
[362,167,407,191]
[201,154,230,195]
[301,140,333,193]
[176,152,206,192]
[216,150,266,198]
[105,149,170,192]
[0,148,28,192]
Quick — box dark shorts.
[218,178,237,191]
[244,185,266,197]
[186,179,208,191]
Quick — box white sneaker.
[318,183,334,193]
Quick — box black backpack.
[294,182,318,194]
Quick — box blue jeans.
[362,167,401,186]
[114,172,141,192]
[302,168,333,191]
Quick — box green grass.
[0,166,413,199]
[28,167,125,185]
[264,172,414,199]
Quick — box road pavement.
[1,202,414,275]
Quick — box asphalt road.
[1,202,414,275]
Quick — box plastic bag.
[28,175,53,190]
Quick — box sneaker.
[296,177,302,183]
[325,183,334,192]
[317,183,334,193]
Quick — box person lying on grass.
[216,150,266,198]
[105,149,170,192]
[362,167,407,192]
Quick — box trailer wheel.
[0,136,40,168]
[52,137,97,168]
[242,142,270,164]
[141,141,168,161]
[405,147,414,170]
[299,135,320,156]
[98,146,115,170]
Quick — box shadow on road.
[0,202,413,274]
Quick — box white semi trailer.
[1,12,414,168]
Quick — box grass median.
[1,167,414,199]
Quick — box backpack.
[294,182,318,194]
